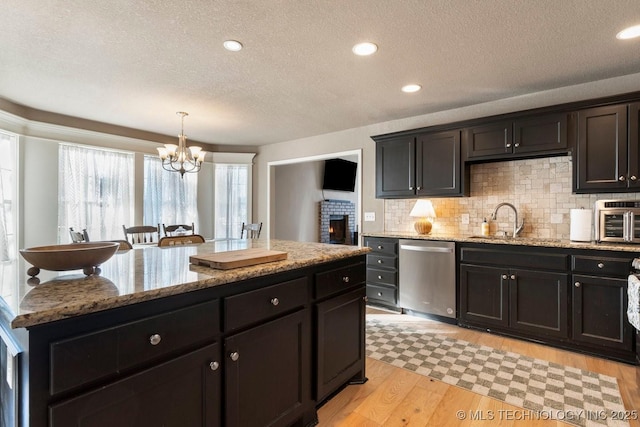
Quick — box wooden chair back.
[241,222,262,239]
[163,222,195,236]
[122,224,160,244]
[158,234,205,247]
[69,227,89,243]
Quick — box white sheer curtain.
[214,164,249,239]
[143,156,199,231]
[58,144,134,242]
[0,131,17,262]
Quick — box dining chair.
[163,222,195,237]
[122,224,160,245]
[241,222,262,239]
[69,227,89,243]
[158,234,205,247]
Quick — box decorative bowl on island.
[19,242,120,277]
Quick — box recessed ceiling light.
[223,40,243,51]
[352,42,378,56]
[616,24,640,40]
[402,84,422,93]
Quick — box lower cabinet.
[50,342,221,427]
[224,309,311,427]
[315,287,366,402]
[459,264,568,338]
[459,243,636,362]
[572,274,632,351]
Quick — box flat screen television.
[322,158,357,192]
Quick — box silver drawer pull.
[377,259,383,264]
[230,352,239,362]
[271,297,280,306]
[342,276,350,283]
[377,245,383,250]
[575,282,581,288]
[209,361,219,371]
[597,262,604,269]
[377,292,383,297]
[377,275,383,280]
[149,334,162,346]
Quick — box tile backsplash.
[384,156,640,240]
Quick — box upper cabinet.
[464,112,570,161]
[574,102,640,193]
[374,129,468,199]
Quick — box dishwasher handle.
[400,244,453,253]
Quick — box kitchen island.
[0,239,369,427]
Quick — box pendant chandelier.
[157,112,206,177]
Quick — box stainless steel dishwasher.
[398,240,456,319]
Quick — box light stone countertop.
[362,231,640,253]
[3,239,369,329]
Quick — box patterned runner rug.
[366,315,629,427]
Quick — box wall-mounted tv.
[322,158,357,192]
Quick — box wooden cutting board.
[190,248,288,270]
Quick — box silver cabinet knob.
[417,186,422,190]
[510,274,516,280]
[270,297,279,306]
[597,262,604,269]
[209,361,219,371]
[363,296,369,302]
[377,259,383,264]
[514,143,520,148]
[506,143,512,148]
[230,352,239,362]
[502,274,508,280]
[377,275,383,280]
[342,276,350,283]
[619,175,626,181]
[632,176,638,181]
[409,186,414,190]
[149,334,162,346]
[575,282,581,288]
[377,245,383,250]
[377,292,383,297]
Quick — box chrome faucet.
[490,202,524,238]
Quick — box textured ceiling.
[1,1,639,146]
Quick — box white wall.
[273,159,358,242]
[255,73,640,238]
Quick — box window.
[214,164,250,239]
[58,144,134,242]
[0,131,17,262]
[143,156,199,231]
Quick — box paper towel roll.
[570,208,593,242]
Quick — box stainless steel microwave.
[595,200,640,243]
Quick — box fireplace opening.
[329,215,348,244]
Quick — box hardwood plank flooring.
[317,307,640,427]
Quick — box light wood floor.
[317,307,640,427]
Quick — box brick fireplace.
[319,200,356,245]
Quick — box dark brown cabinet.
[374,130,467,198]
[465,113,569,161]
[459,261,568,339]
[364,237,398,308]
[50,342,221,427]
[571,253,635,354]
[224,310,311,427]
[574,103,640,193]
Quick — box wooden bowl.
[20,242,120,277]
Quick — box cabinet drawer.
[459,246,568,271]
[572,255,633,277]
[366,284,397,305]
[366,267,397,286]
[315,262,365,300]
[365,238,398,256]
[50,299,220,395]
[224,277,308,331]
[366,253,397,269]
